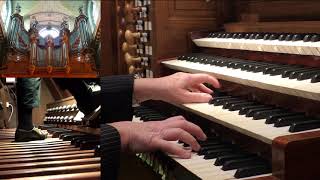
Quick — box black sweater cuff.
[101,75,134,123]
[101,124,121,180]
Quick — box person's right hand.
[109,116,207,158]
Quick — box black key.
[75,137,99,147]
[144,116,167,121]
[222,99,248,109]
[135,109,157,117]
[214,153,255,166]
[311,35,320,42]
[285,34,293,41]
[225,33,232,38]
[274,115,307,127]
[62,134,87,141]
[263,34,270,40]
[269,34,279,40]
[236,33,244,39]
[94,145,101,157]
[213,97,241,106]
[215,33,221,38]
[282,67,313,78]
[244,33,251,39]
[226,60,247,69]
[297,70,320,81]
[204,148,234,159]
[265,112,305,124]
[198,136,220,142]
[141,115,166,121]
[289,68,318,79]
[253,109,285,120]
[59,132,76,139]
[254,34,264,40]
[80,139,100,150]
[71,136,97,145]
[211,89,228,97]
[278,34,287,41]
[262,64,291,74]
[245,107,276,117]
[249,34,256,40]
[242,62,271,72]
[196,141,221,148]
[198,144,231,155]
[292,34,303,41]
[234,164,271,178]
[232,33,238,39]
[289,119,320,132]
[311,74,320,83]
[209,96,232,104]
[249,64,276,73]
[239,105,270,115]
[222,157,266,171]
[303,35,312,42]
[264,65,301,76]
[229,102,256,111]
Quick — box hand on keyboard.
[134,72,220,104]
[110,115,206,158]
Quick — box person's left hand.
[109,115,207,158]
[134,72,220,104]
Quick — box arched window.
[39,27,59,38]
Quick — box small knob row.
[47,104,78,113]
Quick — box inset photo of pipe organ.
[0,0,101,78]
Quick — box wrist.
[133,78,159,102]
[109,121,131,151]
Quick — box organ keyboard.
[132,106,273,180]
[162,54,320,101]
[193,32,320,56]
[0,127,100,179]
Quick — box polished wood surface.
[273,131,320,180]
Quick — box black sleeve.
[101,124,121,180]
[100,75,134,123]
[100,75,134,180]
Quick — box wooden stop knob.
[125,2,141,14]
[125,52,141,66]
[122,42,137,52]
[125,30,141,43]
[128,65,143,74]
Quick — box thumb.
[184,92,212,103]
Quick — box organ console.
[106,0,320,180]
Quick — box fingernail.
[203,134,207,140]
